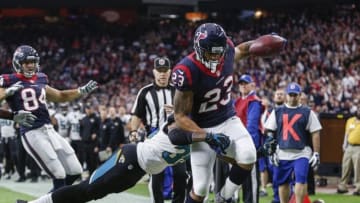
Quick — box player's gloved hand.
[5,81,23,97]
[309,152,320,170]
[205,133,230,155]
[13,110,37,127]
[78,80,98,95]
[270,152,279,167]
[258,136,277,156]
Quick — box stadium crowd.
[0,6,358,115]
[0,4,359,202]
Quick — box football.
[249,34,287,57]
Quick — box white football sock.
[220,178,241,199]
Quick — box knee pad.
[234,139,256,164]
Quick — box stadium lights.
[254,10,262,19]
[185,12,208,22]
[160,14,179,19]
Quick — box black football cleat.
[16,200,28,203]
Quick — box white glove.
[78,80,98,95]
[309,152,320,170]
[13,110,37,127]
[270,152,279,167]
[5,81,23,97]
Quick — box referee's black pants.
[151,162,187,203]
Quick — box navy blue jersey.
[171,39,236,128]
[275,106,311,150]
[0,73,51,134]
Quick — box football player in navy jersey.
[0,45,98,191]
[171,23,278,203]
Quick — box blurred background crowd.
[0,1,359,190]
[0,5,359,115]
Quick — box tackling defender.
[16,115,230,203]
[0,45,98,191]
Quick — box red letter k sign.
[282,114,301,141]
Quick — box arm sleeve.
[306,110,322,133]
[264,110,277,131]
[171,65,193,92]
[131,88,147,118]
[247,101,262,148]
[247,101,262,135]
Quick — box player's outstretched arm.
[235,33,287,61]
[46,80,98,102]
[234,40,254,61]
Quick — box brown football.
[249,34,287,57]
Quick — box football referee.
[130,56,187,203]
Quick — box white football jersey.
[67,111,85,141]
[54,113,70,138]
[0,119,15,138]
[137,126,190,174]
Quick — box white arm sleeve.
[264,110,277,131]
[306,110,322,133]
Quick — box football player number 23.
[21,88,46,111]
[173,71,233,113]
[199,76,233,113]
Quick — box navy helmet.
[194,23,227,73]
[12,45,40,78]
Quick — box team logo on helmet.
[194,30,208,44]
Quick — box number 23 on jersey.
[172,70,233,114]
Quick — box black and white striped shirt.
[131,83,175,134]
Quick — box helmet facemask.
[195,44,226,73]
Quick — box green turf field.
[1,183,359,203]
[0,187,34,203]
[126,183,360,203]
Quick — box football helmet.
[12,45,40,78]
[194,23,227,73]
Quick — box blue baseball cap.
[286,82,302,94]
[238,74,253,83]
